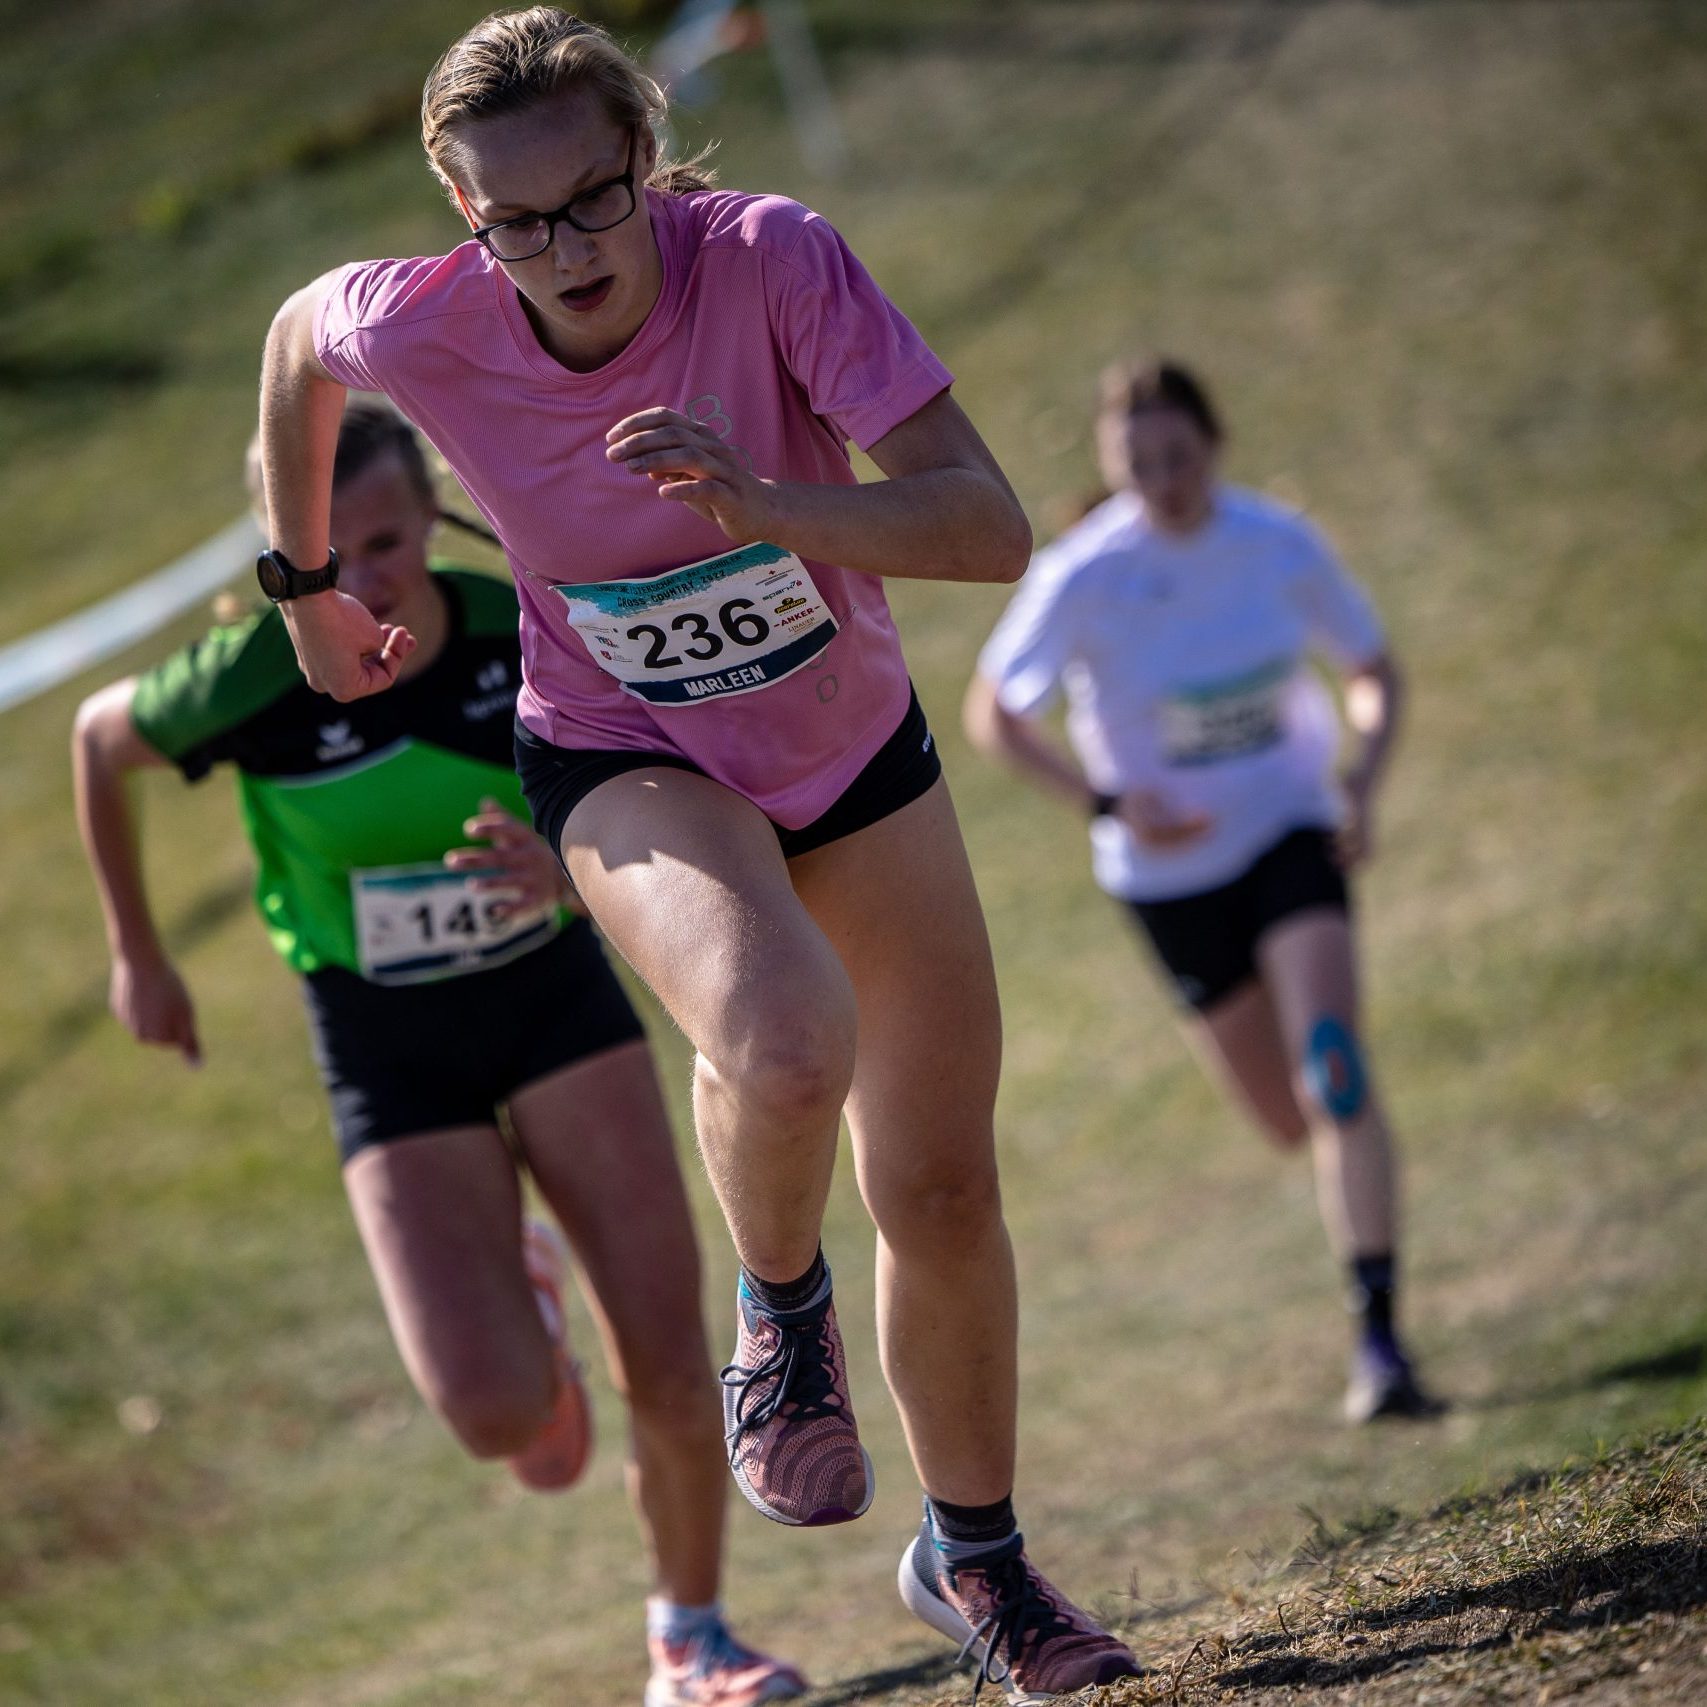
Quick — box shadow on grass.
[1218,1533,1707,1694]
[806,1650,959,1706]
[0,876,249,1110]
[1470,1335,1707,1412]
[1593,1339,1707,1386]
[1362,1530,1707,1627]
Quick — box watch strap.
[257,547,340,602]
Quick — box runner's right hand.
[282,589,415,701]
[1116,789,1215,849]
[110,952,202,1066]
[444,799,582,917]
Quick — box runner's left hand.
[606,407,780,544]
[1117,788,1215,849]
[444,799,579,916]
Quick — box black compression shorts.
[1125,826,1350,1012]
[514,684,942,866]
[302,916,645,1163]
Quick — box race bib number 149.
[555,542,838,706]
[351,866,558,985]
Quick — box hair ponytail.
[437,507,502,548]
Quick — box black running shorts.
[514,685,943,866]
[302,916,646,1163]
[1125,826,1350,1012]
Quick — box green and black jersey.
[131,568,543,980]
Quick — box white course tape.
[0,514,262,715]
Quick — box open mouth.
[559,276,613,313]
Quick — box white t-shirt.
[978,486,1385,901]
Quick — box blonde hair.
[421,6,715,197]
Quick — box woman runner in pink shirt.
[257,9,1139,1699]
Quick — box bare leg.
[508,1040,727,1607]
[792,779,1016,1505]
[1188,979,1311,1149]
[1255,907,1397,1258]
[343,1127,555,1459]
[561,769,855,1285]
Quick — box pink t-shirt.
[313,188,953,826]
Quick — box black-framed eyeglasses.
[471,131,639,262]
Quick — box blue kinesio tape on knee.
[1304,1015,1367,1120]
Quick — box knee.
[623,1358,722,1444]
[427,1364,553,1461]
[1297,1013,1372,1129]
[868,1154,1005,1252]
[704,981,857,1131]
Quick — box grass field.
[2,2,1705,1703]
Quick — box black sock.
[1349,1252,1397,1342]
[927,1493,1018,1556]
[741,1247,829,1315]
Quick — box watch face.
[256,551,291,600]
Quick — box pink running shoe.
[719,1279,872,1526]
[644,1618,808,1707]
[898,1515,1142,1702]
[507,1216,594,1493]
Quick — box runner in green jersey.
[70,403,804,1707]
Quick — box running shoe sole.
[643,1673,807,1707]
[726,1432,875,1528]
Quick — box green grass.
[3,2,1705,1703]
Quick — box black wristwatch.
[1089,790,1121,819]
[256,547,340,602]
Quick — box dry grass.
[858,1425,1707,1706]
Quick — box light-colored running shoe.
[507,1216,594,1492]
[1343,1333,1445,1426]
[719,1281,872,1527]
[898,1515,1142,1702]
[644,1619,808,1707]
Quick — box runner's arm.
[963,671,1101,812]
[828,390,1031,582]
[608,390,1032,584]
[964,671,1214,848]
[1341,651,1403,795]
[259,278,417,700]
[1336,650,1403,867]
[71,679,202,1064]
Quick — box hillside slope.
[2,5,1704,1704]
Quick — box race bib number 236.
[554,542,838,706]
